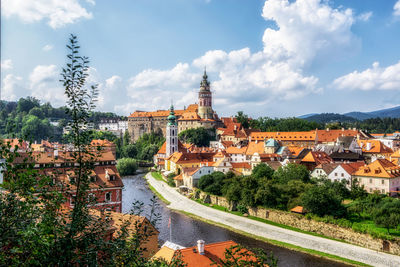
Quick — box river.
[122,173,350,267]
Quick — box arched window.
[172,130,175,136]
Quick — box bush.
[116,158,138,176]
[237,203,248,214]
[167,173,176,187]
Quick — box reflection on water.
[122,172,349,267]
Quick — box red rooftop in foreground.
[153,240,259,266]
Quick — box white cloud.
[1,59,13,70]
[86,0,95,5]
[333,61,400,91]
[1,74,25,101]
[105,75,121,88]
[395,1,400,17]
[28,64,66,105]
[42,44,53,51]
[358,11,372,22]
[2,0,93,29]
[125,0,357,114]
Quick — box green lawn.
[151,171,164,181]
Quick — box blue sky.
[2,0,400,118]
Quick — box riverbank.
[144,172,400,267]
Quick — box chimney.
[197,240,205,255]
[366,142,371,151]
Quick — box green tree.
[252,163,274,180]
[16,97,40,113]
[117,158,138,176]
[123,130,130,146]
[21,115,53,141]
[178,127,216,147]
[235,111,250,128]
[123,143,137,158]
[273,163,310,183]
[372,198,400,234]
[302,185,346,217]
[29,106,45,119]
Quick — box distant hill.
[299,106,400,122]
[298,113,318,119]
[304,113,359,124]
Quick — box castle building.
[128,70,221,141]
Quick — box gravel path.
[145,173,400,267]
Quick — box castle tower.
[198,69,213,120]
[166,105,178,157]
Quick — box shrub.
[116,158,138,176]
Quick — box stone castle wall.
[194,190,400,255]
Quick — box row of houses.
[154,116,400,196]
[1,138,123,212]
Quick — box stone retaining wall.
[194,190,400,255]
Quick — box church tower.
[166,104,178,157]
[198,69,213,120]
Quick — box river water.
[122,173,349,267]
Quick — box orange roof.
[250,131,316,141]
[157,140,189,155]
[91,139,115,147]
[353,159,400,178]
[174,173,183,181]
[391,150,400,158]
[340,162,365,175]
[226,146,247,154]
[316,129,359,143]
[152,246,176,263]
[291,206,305,214]
[357,140,393,154]
[178,112,201,121]
[287,145,304,157]
[231,162,251,169]
[301,151,333,165]
[153,240,256,267]
[129,104,198,118]
[245,141,265,156]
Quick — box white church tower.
[166,105,178,157]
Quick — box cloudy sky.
[2,0,400,118]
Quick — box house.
[250,152,282,169]
[300,151,333,171]
[311,163,339,178]
[225,145,247,163]
[181,166,214,189]
[328,162,364,188]
[213,155,232,174]
[357,139,393,163]
[9,149,124,212]
[216,119,257,144]
[352,159,400,196]
[152,240,256,266]
[231,162,252,175]
[250,131,317,148]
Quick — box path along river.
[122,172,350,267]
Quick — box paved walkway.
[145,172,400,267]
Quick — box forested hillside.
[0,97,120,142]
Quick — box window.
[335,173,337,176]
[109,175,115,181]
[105,192,111,202]
[381,180,385,185]
[369,179,373,184]
[341,173,344,177]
